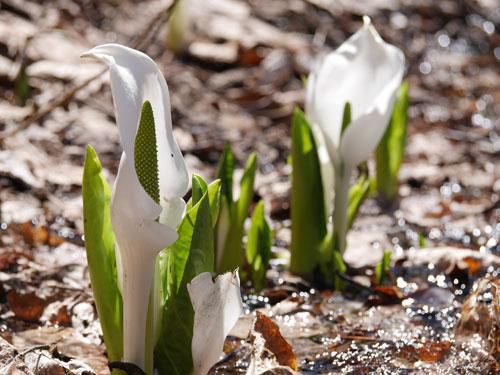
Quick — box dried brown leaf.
[417,341,452,363]
[254,311,297,371]
[7,291,48,322]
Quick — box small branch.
[0,68,107,142]
[335,271,375,294]
[0,0,180,142]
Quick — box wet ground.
[0,0,499,373]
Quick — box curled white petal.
[111,154,178,368]
[306,17,404,170]
[188,271,243,375]
[81,43,189,201]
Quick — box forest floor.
[0,0,498,373]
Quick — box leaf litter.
[0,0,499,373]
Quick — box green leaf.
[217,143,235,211]
[317,233,346,290]
[207,179,222,228]
[237,153,257,225]
[246,201,272,291]
[375,250,392,285]
[375,82,409,201]
[332,250,347,290]
[347,171,370,230]
[290,108,327,276]
[191,174,208,205]
[135,100,159,203]
[218,153,257,273]
[186,179,221,228]
[340,102,352,136]
[82,145,123,362]
[155,175,215,375]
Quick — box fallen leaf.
[0,249,33,271]
[396,341,452,364]
[365,286,403,307]
[49,305,71,326]
[254,311,297,371]
[19,222,65,247]
[462,256,481,275]
[455,277,499,354]
[417,341,452,363]
[7,291,48,322]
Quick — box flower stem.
[332,165,350,254]
[122,254,156,371]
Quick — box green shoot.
[418,232,427,248]
[375,81,409,201]
[347,165,370,230]
[340,102,352,136]
[82,146,123,363]
[375,250,392,285]
[155,175,219,374]
[246,200,272,291]
[216,145,257,273]
[290,108,327,277]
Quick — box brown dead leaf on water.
[254,311,298,371]
[397,341,452,364]
[417,341,453,363]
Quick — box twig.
[131,0,179,51]
[335,271,374,293]
[0,0,180,142]
[0,68,107,143]
[3,344,52,369]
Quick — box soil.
[0,0,498,374]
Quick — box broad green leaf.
[340,102,352,136]
[207,179,221,227]
[218,153,257,273]
[290,108,326,276]
[375,82,409,201]
[155,175,216,375]
[375,250,392,285]
[82,145,123,362]
[191,174,208,205]
[246,200,272,291]
[347,172,370,230]
[135,100,159,203]
[186,175,221,231]
[217,142,235,211]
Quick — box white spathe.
[188,271,243,375]
[305,17,404,253]
[81,44,189,370]
[306,16,405,191]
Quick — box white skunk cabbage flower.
[306,17,404,252]
[188,271,243,375]
[81,44,189,370]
